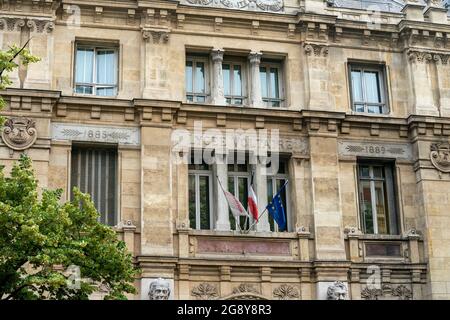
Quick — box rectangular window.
[349,64,388,114]
[357,162,399,235]
[227,162,251,231]
[188,161,213,230]
[70,145,118,226]
[267,159,289,232]
[223,62,245,105]
[186,57,208,103]
[75,45,118,96]
[260,62,283,107]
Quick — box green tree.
[0,41,40,124]
[0,155,138,299]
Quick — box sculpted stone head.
[148,278,171,300]
[327,281,348,300]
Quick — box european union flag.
[266,181,288,231]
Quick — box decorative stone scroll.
[338,140,412,160]
[183,0,284,12]
[52,123,140,146]
[430,142,450,173]
[1,117,37,151]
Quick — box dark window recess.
[70,146,118,226]
[365,243,402,257]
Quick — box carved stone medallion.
[1,118,37,150]
[430,142,450,173]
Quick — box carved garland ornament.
[430,142,450,173]
[272,284,300,300]
[361,284,412,300]
[1,118,37,151]
[185,0,283,12]
[191,283,219,300]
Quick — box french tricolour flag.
[248,182,259,222]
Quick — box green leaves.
[0,41,41,124]
[0,155,138,300]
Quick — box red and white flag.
[248,185,259,221]
[223,190,249,218]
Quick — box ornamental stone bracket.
[1,117,37,151]
[142,29,170,44]
[430,142,450,174]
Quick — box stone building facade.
[1,0,450,300]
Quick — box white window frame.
[74,44,119,97]
[222,60,247,106]
[349,64,389,114]
[227,163,251,230]
[188,170,214,230]
[186,55,209,103]
[260,61,284,108]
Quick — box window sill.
[72,93,118,99]
[186,229,298,239]
[348,110,391,117]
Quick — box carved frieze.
[183,0,284,12]
[338,140,412,160]
[52,123,140,146]
[430,142,450,173]
[0,17,53,33]
[273,284,299,300]
[191,283,219,300]
[361,284,412,300]
[1,118,37,151]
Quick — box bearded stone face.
[327,281,348,300]
[148,279,171,300]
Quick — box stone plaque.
[338,140,412,160]
[365,243,402,257]
[197,238,291,255]
[52,123,140,146]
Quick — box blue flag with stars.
[266,180,288,231]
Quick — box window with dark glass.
[349,64,388,114]
[267,159,289,232]
[357,161,399,235]
[70,145,118,226]
[223,62,245,105]
[75,44,118,96]
[186,57,207,103]
[260,62,283,107]
[188,159,213,230]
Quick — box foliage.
[0,42,40,124]
[0,155,137,300]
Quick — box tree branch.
[0,37,33,80]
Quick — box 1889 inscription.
[338,141,411,160]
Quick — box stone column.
[248,51,263,108]
[255,157,270,231]
[211,48,226,105]
[214,154,230,231]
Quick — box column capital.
[211,48,225,63]
[248,51,262,65]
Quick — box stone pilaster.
[211,48,226,105]
[434,53,450,117]
[248,51,263,108]
[214,154,230,231]
[140,126,173,255]
[407,50,438,116]
[255,156,270,231]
